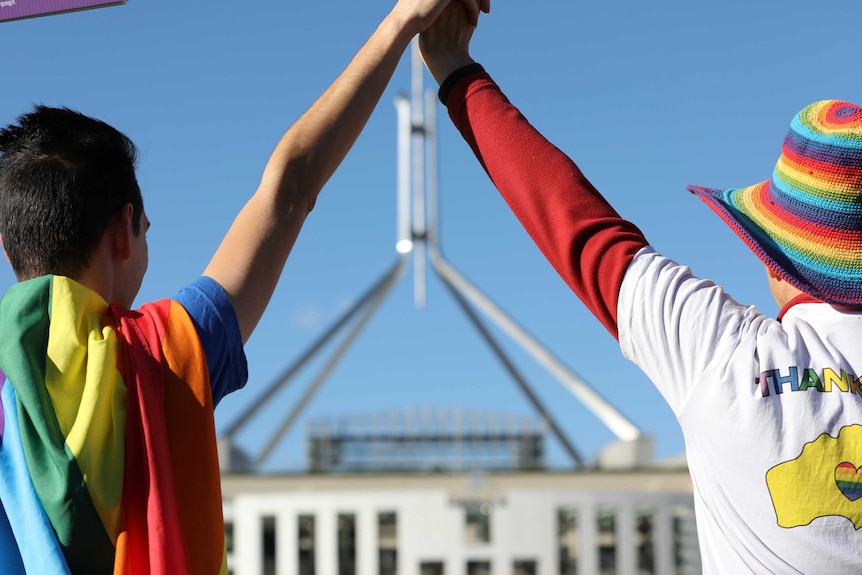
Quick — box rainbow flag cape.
[0,276,227,574]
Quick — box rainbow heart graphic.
[835,462,862,501]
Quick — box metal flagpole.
[220,37,643,471]
[410,39,427,309]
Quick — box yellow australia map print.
[766,425,862,529]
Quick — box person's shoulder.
[172,277,234,317]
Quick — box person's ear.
[112,204,135,261]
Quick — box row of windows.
[232,512,395,575]
[421,560,534,575]
[226,504,698,575]
[559,505,698,575]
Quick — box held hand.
[418,1,482,85]
[391,0,489,38]
[206,0,493,343]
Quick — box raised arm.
[419,6,647,338]
[204,0,488,343]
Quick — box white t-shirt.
[618,247,862,573]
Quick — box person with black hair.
[0,0,488,573]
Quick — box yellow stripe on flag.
[45,277,126,542]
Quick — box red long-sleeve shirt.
[445,70,648,339]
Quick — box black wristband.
[438,63,486,106]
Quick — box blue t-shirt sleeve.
[173,276,248,407]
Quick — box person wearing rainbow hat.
[420,3,862,572]
[0,0,488,573]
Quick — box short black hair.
[0,105,144,280]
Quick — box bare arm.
[203,0,487,343]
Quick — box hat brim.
[688,182,862,306]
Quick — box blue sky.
[2,0,860,471]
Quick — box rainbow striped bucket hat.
[688,100,862,306]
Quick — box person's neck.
[69,240,116,305]
[776,293,822,321]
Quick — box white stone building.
[221,469,700,575]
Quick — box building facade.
[222,470,700,575]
